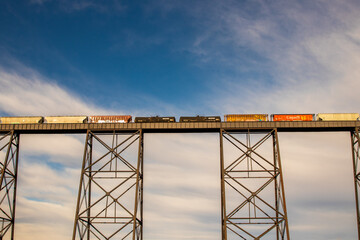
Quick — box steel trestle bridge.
[0,121,360,239]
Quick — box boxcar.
[89,115,132,123]
[316,113,359,121]
[44,116,88,123]
[179,116,221,122]
[224,114,268,122]
[134,116,176,123]
[271,114,314,121]
[0,116,43,124]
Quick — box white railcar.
[316,113,359,121]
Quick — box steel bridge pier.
[72,130,143,240]
[352,128,360,240]
[220,128,290,239]
[0,131,19,240]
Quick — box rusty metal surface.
[0,121,358,134]
[89,115,132,123]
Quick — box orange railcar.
[89,115,132,123]
[271,114,314,121]
[224,114,268,122]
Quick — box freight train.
[0,113,359,124]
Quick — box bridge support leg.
[73,130,143,240]
[351,128,360,239]
[220,129,289,239]
[0,131,19,240]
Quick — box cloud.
[15,161,79,239]
[159,0,360,114]
[143,134,221,240]
[20,134,84,162]
[0,65,109,116]
[279,132,357,238]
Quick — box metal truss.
[0,131,19,240]
[73,130,143,240]
[220,129,289,239]
[352,128,360,239]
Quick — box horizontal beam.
[0,121,359,134]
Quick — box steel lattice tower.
[73,130,143,240]
[220,129,289,239]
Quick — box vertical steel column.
[220,129,227,240]
[73,130,93,240]
[273,129,290,239]
[0,131,20,240]
[132,130,143,240]
[220,129,290,239]
[73,130,143,240]
[351,128,360,239]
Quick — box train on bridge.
[0,113,359,124]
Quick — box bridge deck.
[0,121,359,133]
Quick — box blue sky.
[1,0,360,239]
[2,0,230,113]
[1,0,359,116]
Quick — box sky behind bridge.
[1,0,360,239]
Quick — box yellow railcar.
[0,116,43,124]
[225,114,268,122]
[44,116,87,123]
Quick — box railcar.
[134,116,176,123]
[89,115,132,123]
[0,116,43,124]
[271,114,315,121]
[179,116,221,122]
[316,113,359,121]
[224,114,268,122]
[44,116,88,123]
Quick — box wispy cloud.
[207,0,360,113]
[0,65,109,116]
[157,0,360,114]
